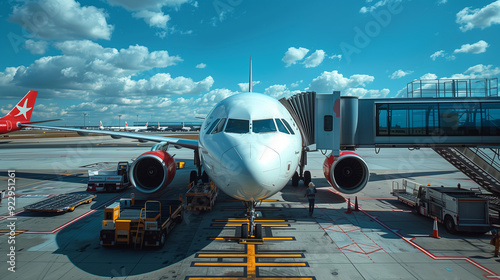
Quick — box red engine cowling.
[323,151,369,194]
[129,150,176,194]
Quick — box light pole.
[83,113,88,128]
[118,114,122,130]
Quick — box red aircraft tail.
[2,90,38,122]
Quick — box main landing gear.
[240,201,263,240]
[292,150,311,187]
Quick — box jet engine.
[129,150,176,194]
[323,151,369,194]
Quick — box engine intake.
[323,151,369,194]
[129,150,176,194]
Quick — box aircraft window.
[253,119,277,133]
[275,118,290,134]
[225,119,249,133]
[211,118,226,134]
[206,119,220,134]
[281,119,295,135]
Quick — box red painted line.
[325,188,500,278]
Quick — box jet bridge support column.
[315,91,341,156]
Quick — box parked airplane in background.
[180,122,191,131]
[157,122,168,131]
[125,122,148,132]
[22,59,369,238]
[99,121,123,131]
[0,90,60,134]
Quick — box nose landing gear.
[240,201,263,244]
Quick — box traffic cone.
[354,196,359,211]
[345,198,352,214]
[429,217,440,238]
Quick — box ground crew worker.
[304,182,317,216]
[491,228,500,257]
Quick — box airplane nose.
[221,143,281,200]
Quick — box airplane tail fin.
[249,56,253,92]
[145,122,148,127]
[125,122,128,127]
[2,90,38,121]
[100,121,103,129]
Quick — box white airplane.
[99,121,122,131]
[21,59,369,238]
[157,122,169,131]
[180,122,191,131]
[125,121,148,132]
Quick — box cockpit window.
[275,118,290,134]
[281,119,295,135]
[211,118,226,134]
[206,118,220,133]
[225,119,249,133]
[252,119,277,133]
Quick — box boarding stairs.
[433,147,500,223]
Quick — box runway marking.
[0,230,26,235]
[211,223,290,227]
[189,244,313,280]
[324,189,500,278]
[223,208,281,211]
[187,211,313,280]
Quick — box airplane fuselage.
[199,93,302,201]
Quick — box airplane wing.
[20,123,199,150]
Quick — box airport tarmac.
[1,135,499,280]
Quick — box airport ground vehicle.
[100,194,183,248]
[87,162,130,192]
[392,179,490,233]
[185,181,218,211]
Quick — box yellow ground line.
[214,219,286,222]
[0,230,26,235]
[209,237,294,241]
[224,208,280,211]
[197,253,303,258]
[211,223,289,227]
[187,278,314,280]
[192,262,307,267]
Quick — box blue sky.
[0,0,499,126]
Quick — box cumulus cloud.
[264,84,301,99]
[9,0,114,40]
[282,47,309,67]
[107,0,190,11]
[447,64,500,79]
[360,0,402,13]
[453,40,489,54]
[303,50,326,68]
[133,10,170,29]
[195,63,206,69]
[24,40,49,55]
[456,0,500,31]
[238,81,260,92]
[329,54,342,60]
[0,40,214,98]
[308,70,375,93]
[390,69,413,79]
[107,0,191,33]
[430,50,455,61]
[345,88,390,98]
[420,73,438,80]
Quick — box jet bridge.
[281,78,500,194]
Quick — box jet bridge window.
[211,118,226,134]
[225,119,249,134]
[252,119,277,133]
[275,118,290,134]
